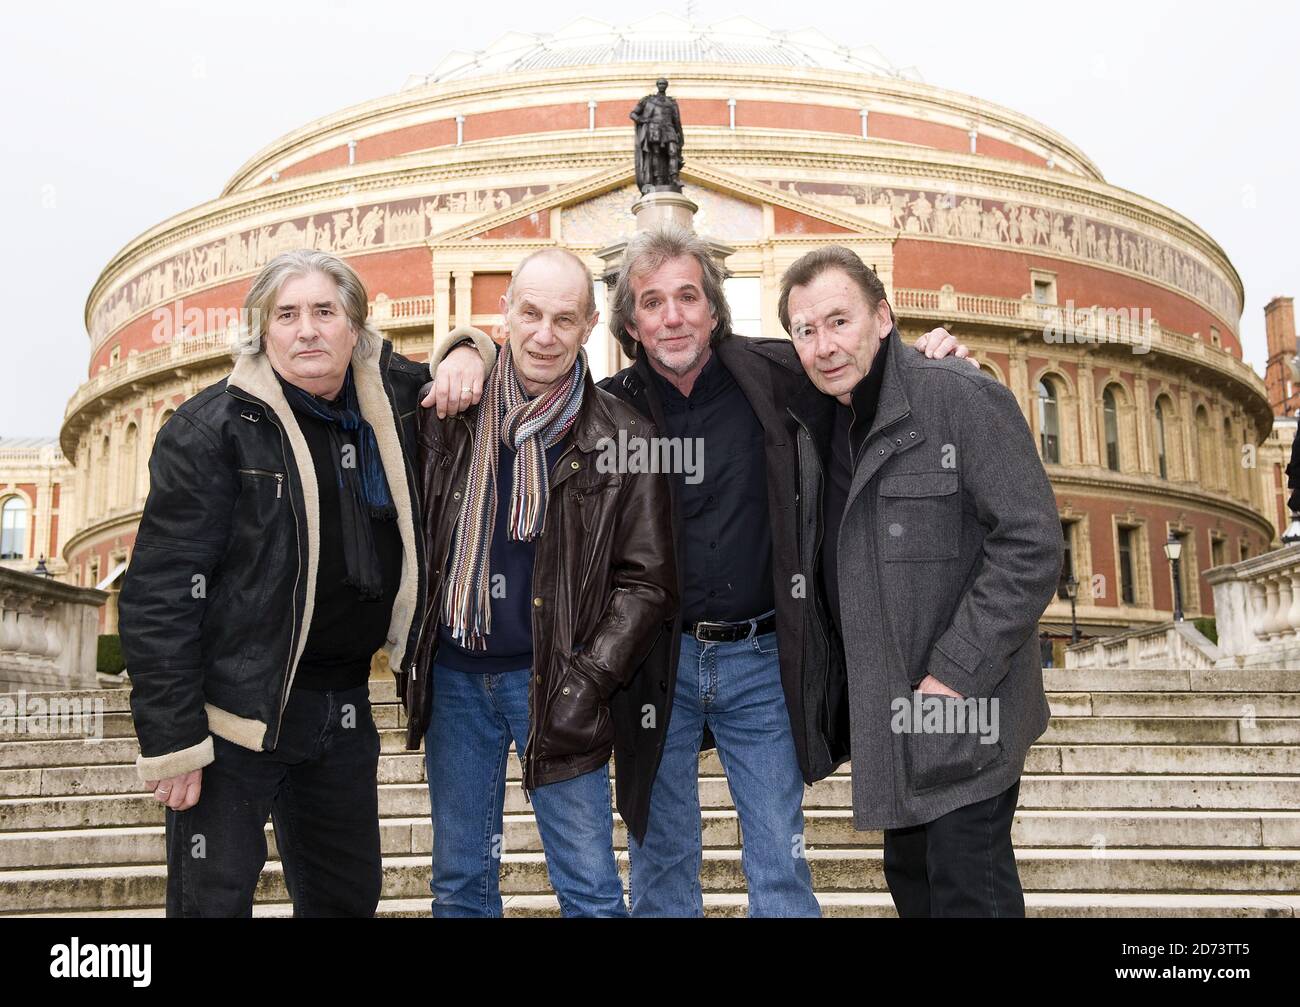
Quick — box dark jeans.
[163,683,382,917]
[882,781,1024,918]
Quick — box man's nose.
[298,312,318,339]
[814,329,837,357]
[531,319,557,345]
[662,298,683,327]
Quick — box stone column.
[1134,376,1153,474]
[1179,386,1196,483]
[1078,360,1099,466]
[433,268,452,342]
[1008,339,1030,418]
[453,270,473,330]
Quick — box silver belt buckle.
[694,620,726,642]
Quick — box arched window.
[1154,399,1168,479]
[1,496,28,560]
[1103,386,1120,471]
[1038,378,1060,464]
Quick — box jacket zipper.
[227,389,302,743]
[239,468,284,498]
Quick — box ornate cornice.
[85,137,1241,347]
[221,63,1103,194]
[1046,468,1274,535]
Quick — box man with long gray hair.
[119,250,430,916]
[428,224,970,916]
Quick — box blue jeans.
[628,629,820,917]
[423,660,627,917]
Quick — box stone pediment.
[428,163,898,249]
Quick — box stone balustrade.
[1204,544,1300,669]
[1065,620,1220,670]
[0,568,106,692]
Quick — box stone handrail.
[0,446,60,465]
[1064,620,1220,670]
[0,568,106,692]
[893,286,1264,398]
[1204,545,1300,668]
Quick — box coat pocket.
[878,470,960,562]
[903,694,1003,791]
[538,663,611,760]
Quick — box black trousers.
[882,781,1024,918]
[163,683,382,917]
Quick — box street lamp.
[1063,573,1080,643]
[1283,512,1300,546]
[33,556,52,579]
[1164,532,1184,622]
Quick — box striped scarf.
[442,343,587,650]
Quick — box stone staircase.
[2,665,1299,917]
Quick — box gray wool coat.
[811,328,1062,830]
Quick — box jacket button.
[909,431,917,438]
[536,674,543,684]
[879,448,885,455]
[562,686,571,696]
[570,460,580,470]
[533,597,543,607]
[895,438,902,445]
[453,491,461,500]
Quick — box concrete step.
[10,733,1300,799]
[7,772,1300,833]
[1025,745,1300,775]
[3,847,1297,912]
[1040,716,1300,745]
[13,890,1300,918]
[1062,693,1300,718]
[1043,668,1300,694]
[7,807,1300,871]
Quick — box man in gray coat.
[779,245,1062,917]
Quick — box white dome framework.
[403,13,922,88]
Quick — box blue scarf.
[281,367,395,600]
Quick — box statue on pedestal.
[631,78,683,193]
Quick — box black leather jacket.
[119,341,427,782]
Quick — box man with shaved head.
[405,247,677,917]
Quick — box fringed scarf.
[442,344,587,649]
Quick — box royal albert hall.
[58,15,1282,643]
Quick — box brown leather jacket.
[400,369,678,798]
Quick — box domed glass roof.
[404,13,921,87]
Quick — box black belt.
[684,612,777,643]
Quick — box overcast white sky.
[1,0,1296,436]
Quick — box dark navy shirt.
[437,437,567,674]
[648,350,775,623]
